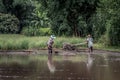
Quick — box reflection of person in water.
[86,54,93,80]
[47,54,55,73]
[86,54,93,71]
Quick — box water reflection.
[47,54,55,73]
[0,52,120,80]
[86,53,93,71]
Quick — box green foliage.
[2,0,14,13]
[107,0,120,46]
[34,1,49,28]
[0,0,119,47]
[0,0,43,33]
[39,0,99,36]
[57,20,72,36]
[94,0,120,46]
[12,0,37,30]
[0,0,6,13]
[20,40,29,49]
[0,34,85,50]
[39,28,52,36]
[21,27,51,36]
[0,13,19,33]
[92,12,106,40]
[107,17,120,46]
[77,16,87,37]
[21,26,40,36]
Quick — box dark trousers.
[89,46,93,53]
[90,46,93,52]
[48,47,53,54]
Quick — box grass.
[0,34,85,50]
[0,34,119,52]
[94,43,120,52]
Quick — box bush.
[21,27,51,36]
[0,13,19,33]
[20,40,29,49]
[106,19,120,46]
[39,28,52,36]
[21,27,39,36]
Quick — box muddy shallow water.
[0,50,120,80]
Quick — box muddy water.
[0,52,120,80]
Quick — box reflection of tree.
[0,55,50,80]
[0,62,37,80]
[47,54,55,73]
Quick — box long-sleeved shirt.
[87,37,93,48]
[47,38,54,48]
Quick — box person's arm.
[47,40,51,48]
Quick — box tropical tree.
[0,13,19,33]
[0,0,41,33]
[38,0,99,36]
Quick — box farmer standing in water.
[86,34,93,53]
[47,35,56,55]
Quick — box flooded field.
[0,51,120,80]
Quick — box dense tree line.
[0,13,19,33]
[38,0,99,36]
[93,0,120,46]
[0,0,45,34]
[0,0,119,46]
[39,0,119,46]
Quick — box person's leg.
[89,46,93,53]
[88,45,90,53]
[88,46,91,53]
[50,48,52,54]
[48,47,51,54]
[91,46,93,52]
[49,47,53,55]
[88,45,91,53]
[48,46,52,54]
[48,48,49,53]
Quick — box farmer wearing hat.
[86,34,93,53]
[47,35,56,54]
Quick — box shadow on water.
[0,51,120,80]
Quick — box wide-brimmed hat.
[87,34,91,37]
[50,35,56,39]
